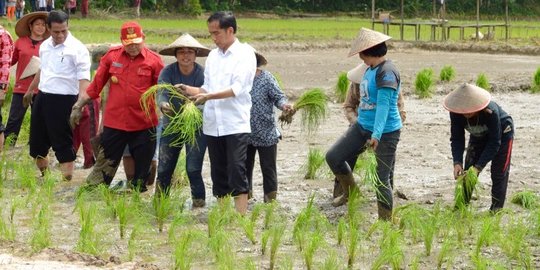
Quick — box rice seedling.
[414,68,434,98]
[531,67,540,93]
[475,215,501,256]
[141,84,203,146]
[15,159,37,195]
[279,256,294,270]
[76,202,101,255]
[322,251,339,270]
[454,167,479,210]
[9,196,23,224]
[243,257,257,270]
[346,223,360,269]
[471,252,489,270]
[395,203,426,243]
[511,190,538,209]
[420,211,438,256]
[208,230,235,269]
[152,191,174,232]
[127,221,141,261]
[476,73,491,91]
[172,151,189,187]
[263,200,277,229]
[173,229,200,270]
[303,148,326,179]
[279,87,328,134]
[359,148,389,206]
[269,223,285,270]
[439,65,456,82]
[437,236,456,269]
[499,218,529,261]
[371,221,404,270]
[302,232,323,270]
[0,214,15,241]
[337,217,346,246]
[261,228,271,255]
[410,255,421,270]
[115,194,130,239]
[30,204,51,252]
[207,196,237,237]
[335,72,348,102]
[99,185,117,218]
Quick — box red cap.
[120,21,144,46]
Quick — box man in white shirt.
[23,10,91,181]
[179,11,256,214]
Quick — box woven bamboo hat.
[443,83,491,114]
[20,56,41,79]
[159,34,210,57]
[244,43,267,67]
[15,11,49,38]
[348,28,391,57]
[346,63,368,84]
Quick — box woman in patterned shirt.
[246,49,294,203]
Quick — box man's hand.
[368,138,379,151]
[453,163,464,179]
[160,102,173,115]
[22,91,34,108]
[193,93,210,105]
[69,104,83,129]
[174,83,188,96]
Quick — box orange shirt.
[87,45,163,131]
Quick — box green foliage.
[280,88,328,133]
[439,65,456,82]
[476,73,491,91]
[152,191,174,233]
[76,203,101,255]
[335,72,349,103]
[371,221,404,270]
[531,67,540,93]
[414,68,434,98]
[180,0,203,16]
[30,205,52,252]
[303,148,326,179]
[511,190,538,209]
[269,223,285,270]
[454,168,479,210]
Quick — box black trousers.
[246,143,278,195]
[4,93,29,145]
[206,133,249,197]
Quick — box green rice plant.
[471,252,489,270]
[414,68,434,98]
[476,73,491,91]
[172,151,189,188]
[337,217,346,246]
[475,215,501,257]
[531,67,540,93]
[395,203,426,243]
[173,229,201,270]
[499,218,529,261]
[239,203,263,244]
[511,190,538,209]
[9,196,23,224]
[76,203,101,255]
[371,221,404,270]
[335,72,348,102]
[279,256,294,270]
[99,185,117,218]
[437,236,456,269]
[346,222,361,269]
[15,158,38,195]
[207,196,237,237]
[302,232,323,270]
[243,257,256,270]
[454,168,479,210]
[115,194,130,239]
[152,191,174,232]
[261,228,271,255]
[279,88,328,134]
[141,84,202,146]
[30,204,51,252]
[420,212,438,256]
[322,251,339,270]
[168,211,193,243]
[269,223,285,270]
[359,148,389,205]
[209,230,235,269]
[346,188,363,227]
[303,148,326,179]
[263,200,277,229]
[40,171,57,203]
[410,255,421,270]
[293,195,319,251]
[0,214,15,241]
[127,221,141,261]
[439,65,456,82]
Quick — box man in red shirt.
[70,21,164,191]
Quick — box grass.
[439,65,456,82]
[30,204,51,253]
[335,72,349,102]
[476,73,491,91]
[269,223,285,270]
[76,202,101,255]
[414,68,435,98]
[371,221,404,270]
[303,148,326,179]
[530,67,540,93]
[511,190,538,209]
[115,194,130,239]
[152,191,174,232]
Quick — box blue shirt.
[157,62,204,110]
[357,60,402,140]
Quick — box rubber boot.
[377,202,393,221]
[264,191,277,203]
[332,177,343,198]
[332,173,357,207]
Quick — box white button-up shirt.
[38,32,91,95]
[202,39,256,137]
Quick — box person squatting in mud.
[326,28,403,221]
[443,83,514,212]
[70,21,164,192]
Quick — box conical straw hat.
[346,63,368,84]
[348,28,391,57]
[443,83,491,114]
[20,56,41,80]
[244,43,267,67]
[159,34,210,57]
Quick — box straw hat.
[159,34,210,57]
[443,83,491,114]
[15,11,49,38]
[346,63,368,84]
[244,43,267,67]
[20,56,41,80]
[348,28,391,57]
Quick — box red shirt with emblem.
[87,45,164,131]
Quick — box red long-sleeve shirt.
[11,36,43,94]
[0,28,13,86]
[86,45,163,131]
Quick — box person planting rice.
[325,28,402,221]
[70,21,164,192]
[245,46,294,203]
[154,33,210,208]
[443,83,514,212]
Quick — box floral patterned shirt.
[249,70,287,147]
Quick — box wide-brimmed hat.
[159,34,210,57]
[20,56,41,79]
[15,11,49,38]
[346,63,368,84]
[120,21,144,46]
[443,83,491,114]
[244,43,267,67]
[348,28,391,57]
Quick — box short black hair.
[47,10,69,27]
[207,11,237,34]
[361,42,387,57]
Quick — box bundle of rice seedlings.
[279,88,328,133]
[511,190,538,209]
[454,168,479,210]
[531,67,540,93]
[359,148,389,205]
[414,68,434,98]
[303,148,326,179]
[335,72,348,102]
[476,73,491,91]
[141,84,203,146]
[439,65,456,82]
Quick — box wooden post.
[505,0,509,41]
[441,0,446,40]
[400,0,404,40]
[476,0,480,41]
